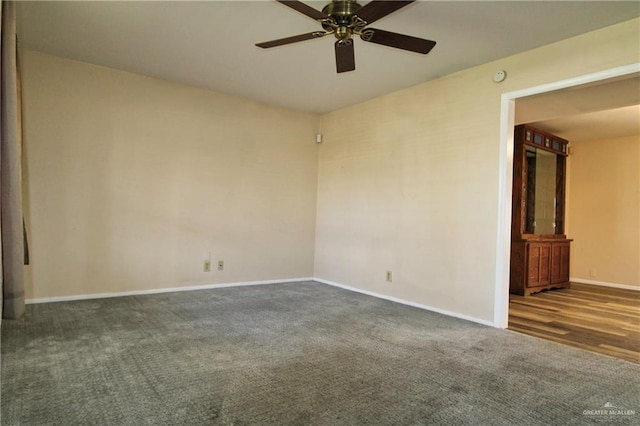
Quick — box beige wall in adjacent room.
[315,18,640,323]
[567,135,639,288]
[21,51,319,299]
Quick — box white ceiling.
[517,74,640,142]
[16,1,640,115]
[531,105,639,142]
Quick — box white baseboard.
[570,278,639,291]
[26,277,314,304]
[313,278,496,328]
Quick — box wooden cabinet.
[510,125,572,296]
[511,240,571,295]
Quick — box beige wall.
[567,135,639,288]
[315,18,640,323]
[22,51,319,299]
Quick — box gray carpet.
[2,281,639,425]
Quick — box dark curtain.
[1,0,26,319]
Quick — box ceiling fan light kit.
[256,0,437,73]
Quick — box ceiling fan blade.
[361,28,436,54]
[335,40,355,73]
[276,0,328,20]
[355,1,415,25]
[256,31,326,48]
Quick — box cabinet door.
[528,243,551,287]
[551,242,570,283]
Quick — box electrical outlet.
[589,269,596,278]
[203,260,211,272]
[218,260,224,271]
[386,270,392,283]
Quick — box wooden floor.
[509,283,640,364]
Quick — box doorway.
[495,65,640,362]
[494,64,640,325]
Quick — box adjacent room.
[2,1,639,424]
[508,75,640,363]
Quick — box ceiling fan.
[256,0,436,73]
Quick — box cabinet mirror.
[524,146,559,235]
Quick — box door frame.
[493,63,640,328]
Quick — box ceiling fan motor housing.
[322,0,362,23]
[322,0,363,40]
